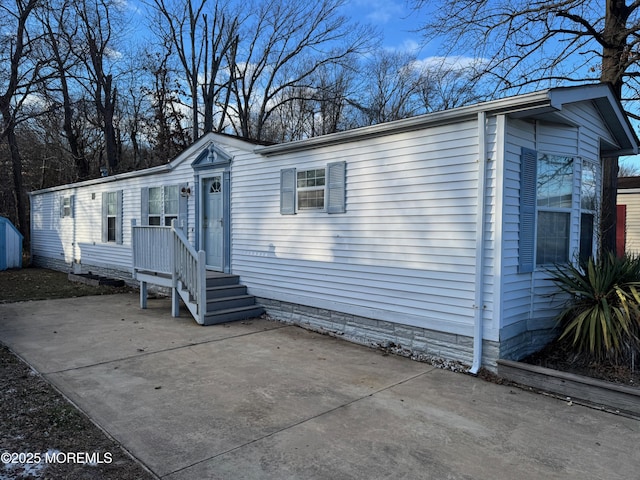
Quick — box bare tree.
[619,160,640,177]
[349,50,424,126]
[309,61,358,136]
[149,0,240,140]
[73,0,123,173]
[38,0,91,179]
[140,43,192,162]
[413,0,640,254]
[227,0,373,141]
[0,0,44,238]
[416,61,487,113]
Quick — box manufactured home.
[30,84,638,371]
[617,177,640,255]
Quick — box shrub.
[551,253,640,362]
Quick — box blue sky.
[127,0,640,169]
[344,0,427,53]
[346,0,640,171]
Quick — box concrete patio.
[0,293,637,479]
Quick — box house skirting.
[499,328,558,362]
[31,255,138,287]
[258,297,501,371]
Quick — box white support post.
[171,287,180,317]
[140,280,148,309]
[197,250,207,324]
[170,219,179,317]
[130,218,137,278]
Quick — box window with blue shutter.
[519,147,537,273]
[280,162,346,215]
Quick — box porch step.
[201,272,263,325]
[206,284,248,299]
[202,305,266,326]
[206,294,256,311]
[206,273,240,287]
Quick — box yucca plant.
[551,253,640,362]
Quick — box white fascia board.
[549,84,638,155]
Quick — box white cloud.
[413,55,483,72]
[364,1,405,24]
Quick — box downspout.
[469,111,487,375]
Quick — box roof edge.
[255,90,554,156]
[256,83,639,157]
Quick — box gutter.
[469,111,487,375]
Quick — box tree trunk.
[3,114,28,244]
[599,0,630,255]
[600,156,619,256]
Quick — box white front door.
[203,175,224,270]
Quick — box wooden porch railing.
[172,223,207,320]
[131,224,173,274]
[131,220,206,324]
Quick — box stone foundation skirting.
[258,297,500,371]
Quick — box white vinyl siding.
[500,106,606,345]
[29,142,202,272]
[233,120,490,337]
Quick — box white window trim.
[296,168,327,212]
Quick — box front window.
[297,169,326,210]
[106,192,117,242]
[60,196,73,217]
[580,162,598,263]
[148,186,179,226]
[536,154,574,266]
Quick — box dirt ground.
[522,337,640,388]
[0,267,154,479]
[0,268,133,304]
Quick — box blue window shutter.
[101,192,108,243]
[280,168,296,215]
[70,195,74,218]
[140,187,149,226]
[519,147,537,273]
[327,161,346,214]
[116,190,123,244]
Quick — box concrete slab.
[0,294,281,373]
[1,294,639,479]
[168,369,638,480]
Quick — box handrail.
[131,220,206,323]
[171,221,207,319]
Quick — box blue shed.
[0,217,23,270]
